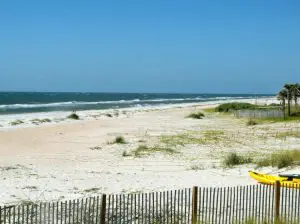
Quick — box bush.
[186,112,205,119]
[122,150,130,157]
[115,136,126,144]
[256,150,300,169]
[246,119,257,126]
[290,112,300,117]
[10,120,24,126]
[223,152,252,167]
[215,103,257,112]
[67,113,80,120]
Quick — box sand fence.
[0,182,298,223]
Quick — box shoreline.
[0,97,276,130]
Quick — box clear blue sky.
[1,1,299,94]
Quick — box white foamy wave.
[0,96,263,110]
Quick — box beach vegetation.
[186,112,205,119]
[31,118,51,125]
[202,107,216,113]
[122,150,130,157]
[67,113,80,120]
[132,144,177,157]
[18,200,37,206]
[108,136,126,144]
[277,83,300,117]
[246,119,258,126]
[256,150,300,169]
[90,146,102,150]
[215,102,257,113]
[9,119,24,126]
[115,136,126,144]
[106,113,113,118]
[189,165,204,171]
[160,130,226,147]
[22,186,38,190]
[274,130,300,139]
[223,152,252,167]
[0,166,19,171]
[83,187,101,193]
[254,116,300,124]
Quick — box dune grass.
[31,118,51,125]
[255,116,300,124]
[160,130,226,147]
[202,107,216,113]
[108,136,126,145]
[215,102,257,112]
[114,136,126,144]
[256,150,300,169]
[131,144,177,157]
[9,119,24,126]
[246,119,258,126]
[67,113,80,120]
[106,113,113,118]
[274,130,300,139]
[186,112,205,119]
[223,152,252,167]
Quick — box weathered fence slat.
[3,183,300,223]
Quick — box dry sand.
[0,98,299,205]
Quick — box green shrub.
[246,119,257,126]
[132,144,177,157]
[122,150,130,157]
[215,103,257,112]
[114,136,126,144]
[186,112,205,119]
[256,150,300,169]
[223,152,252,167]
[67,113,80,120]
[10,120,24,126]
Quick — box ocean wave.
[0,96,263,110]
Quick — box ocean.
[0,92,274,115]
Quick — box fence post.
[192,186,198,224]
[100,194,107,224]
[274,181,280,221]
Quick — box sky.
[0,1,300,94]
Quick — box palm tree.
[293,83,300,111]
[283,84,294,116]
[277,89,288,117]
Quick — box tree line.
[277,83,300,116]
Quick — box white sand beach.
[0,98,299,205]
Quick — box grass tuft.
[256,150,300,169]
[122,150,130,157]
[132,144,177,157]
[189,165,204,171]
[31,118,51,125]
[160,130,226,147]
[108,136,126,144]
[246,119,258,126]
[67,113,80,120]
[186,112,205,119]
[274,131,300,139]
[9,120,24,126]
[115,136,126,144]
[106,113,113,118]
[223,152,252,167]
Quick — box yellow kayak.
[248,171,300,188]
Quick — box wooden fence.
[233,109,284,119]
[0,182,299,223]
